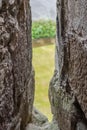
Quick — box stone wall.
[0,0,34,130]
[49,0,87,130]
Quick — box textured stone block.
[49,0,87,130]
[0,0,34,130]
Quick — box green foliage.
[32,20,56,39]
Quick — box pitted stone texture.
[0,0,34,130]
[26,109,59,130]
[26,122,59,130]
[49,72,80,130]
[32,107,48,127]
[68,0,87,36]
[49,0,87,130]
[68,35,87,119]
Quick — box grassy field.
[33,44,55,121]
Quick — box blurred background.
[30,0,56,21]
[30,0,56,121]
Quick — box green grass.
[32,20,56,39]
[33,44,55,121]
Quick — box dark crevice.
[61,0,65,39]
[8,37,16,104]
[73,97,87,126]
[7,33,18,116]
[60,44,70,92]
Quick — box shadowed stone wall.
[0,0,34,130]
[49,0,87,130]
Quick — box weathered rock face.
[0,0,34,130]
[49,0,87,130]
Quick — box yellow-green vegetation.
[33,44,55,121]
[32,20,56,39]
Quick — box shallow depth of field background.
[31,0,56,121]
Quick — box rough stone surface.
[77,122,87,130]
[49,0,87,130]
[0,0,34,130]
[32,107,48,126]
[26,108,59,130]
[26,121,59,130]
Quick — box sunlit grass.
[33,44,55,121]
